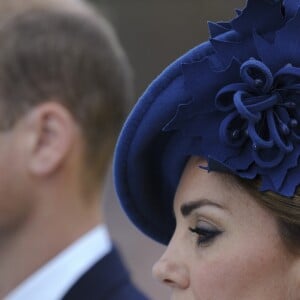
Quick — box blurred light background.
[89,1,244,299]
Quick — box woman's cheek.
[190,243,289,300]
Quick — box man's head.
[0,0,132,190]
[0,0,132,235]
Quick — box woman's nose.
[152,250,189,289]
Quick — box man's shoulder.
[62,246,150,300]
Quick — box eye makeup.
[189,221,223,247]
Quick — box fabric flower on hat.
[164,0,300,197]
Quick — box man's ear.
[24,102,79,176]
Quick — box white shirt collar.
[5,225,112,300]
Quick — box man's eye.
[189,226,222,246]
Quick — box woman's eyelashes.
[189,223,222,246]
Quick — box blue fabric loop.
[215,83,250,111]
[292,130,300,141]
[240,59,273,93]
[248,121,274,148]
[234,90,261,122]
[281,83,300,92]
[219,111,247,147]
[252,146,285,168]
[274,65,300,80]
[267,110,294,152]
[246,94,280,112]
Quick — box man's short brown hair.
[0,0,132,182]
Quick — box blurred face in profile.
[0,120,33,234]
[152,156,298,299]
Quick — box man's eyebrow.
[180,199,224,217]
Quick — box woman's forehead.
[174,156,248,212]
[173,156,279,235]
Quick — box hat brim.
[114,41,212,244]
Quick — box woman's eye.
[189,226,222,246]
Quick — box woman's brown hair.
[238,177,300,253]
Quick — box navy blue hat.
[114,0,300,245]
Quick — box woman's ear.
[24,102,79,176]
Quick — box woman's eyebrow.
[180,199,224,217]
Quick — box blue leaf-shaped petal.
[207,156,234,173]
[208,21,231,38]
[210,37,258,67]
[253,32,281,71]
[264,144,300,189]
[163,101,194,131]
[225,140,254,170]
[277,162,300,196]
[171,111,241,162]
[235,9,242,16]
[256,11,300,70]
[217,22,232,30]
[231,0,284,35]
[182,111,224,137]
[182,58,241,112]
[198,135,240,162]
[237,162,258,179]
[260,174,276,192]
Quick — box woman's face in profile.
[153,156,298,299]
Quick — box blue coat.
[62,247,150,300]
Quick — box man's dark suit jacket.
[62,247,149,300]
